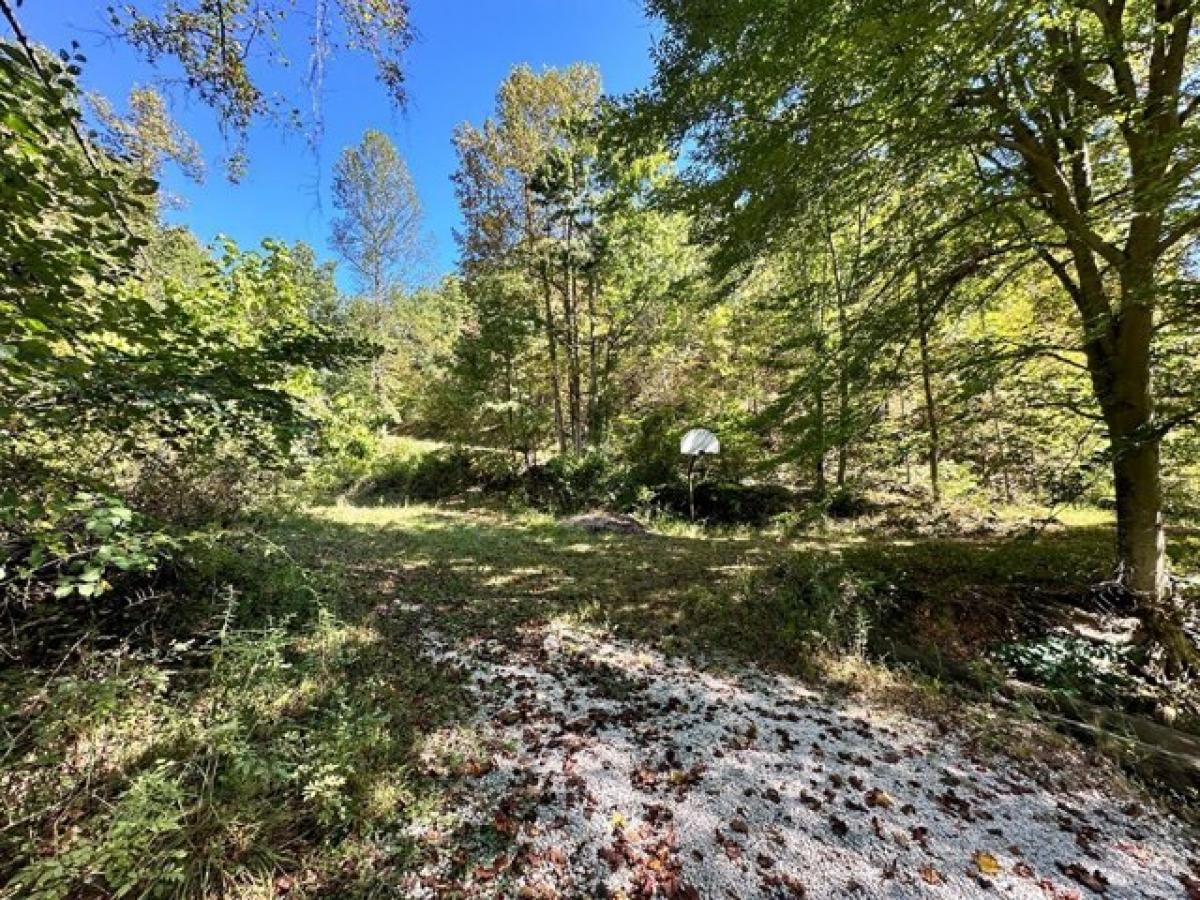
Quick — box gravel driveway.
[401,623,1197,899]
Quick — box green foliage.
[754,555,886,660]
[522,448,632,514]
[0,490,173,606]
[354,444,522,504]
[448,64,704,458]
[1,41,368,633]
[110,0,413,176]
[634,0,1200,606]
[330,129,424,298]
[1,527,463,898]
[0,42,151,444]
[994,635,1137,705]
[645,480,798,526]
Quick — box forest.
[2,1,1199,898]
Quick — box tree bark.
[990,386,1013,503]
[586,272,601,443]
[1111,430,1166,597]
[523,181,566,454]
[813,297,828,494]
[915,276,940,503]
[563,215,584,452]
[825,230,851,488]
[541,267,566,454]
[814,374,827,495]
[1086,298,1166,600]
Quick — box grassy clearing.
[3,501,1196,897]
[285,503,1200,703]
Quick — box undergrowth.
[0,527,466,899]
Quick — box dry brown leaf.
[920,866,945,886]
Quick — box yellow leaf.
[973,850,1002,876]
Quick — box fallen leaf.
[1114,841,1151,865]
[865,788,894,809]
[920,866,945,886]
[517,881,557,900]
[762,873,807,897]
[974,850,1002,876]
[1058,862,1109,894]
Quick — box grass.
[0,525,470,899]
[3,499,1196,897]
[277,502,1200,698]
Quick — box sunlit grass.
[8,495,1194,896]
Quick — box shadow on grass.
[7,504,1193,897]
[274,504,782,658]
[275,505,1200,679]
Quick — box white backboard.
[680,427,719,456]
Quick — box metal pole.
[687,455,697,521]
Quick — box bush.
[1,523,459,898]
[825,487,874,519]
[1,490,175,614]
[521,448,631,514]
[125,440,294,528]
[645,480,796,526]
[993,634,1138,704]
[353,444,521,504]
[750,554,886,660]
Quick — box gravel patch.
[401,623,1198,899]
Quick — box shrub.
[993,634,1138,704]
[1,490,175,614]
[825,488,873,519]
[522,448,631,514]
[1,524,458,898]
[124,440,294,529]
[353,444,521,504]
[645,480,796,526]
[750,554,887,660]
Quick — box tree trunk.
[1090,300,1166,601]
[586,273,601,443]
[835,295,850,488]
[503,351,516,454]
[824,228,852,488]
[1075,279,1188,666]
[563,217,583,453]
[524,182,566,454]
[915,282,940,503]
[541,268,566,454]
[1111,430,1166,597]
[814,373,826,495]
[813,298,828,494]
[990,386,1013,503]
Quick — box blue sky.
[19,1,659,289]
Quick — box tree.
[452,67,702,459]
[89,86,205,188]
[635,0,1200,653]
[453,64,602,452]
[2,0,414,180]
[330,129,424,304]
[0,36,364,519]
